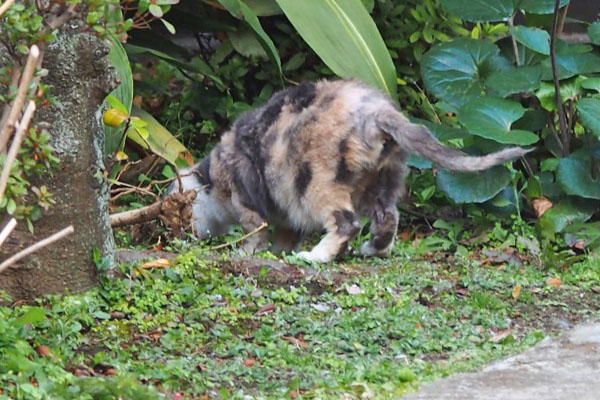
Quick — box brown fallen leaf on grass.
[35,345,51,357]
[512,284,522,300]
[254,303,276,316]
[532,197,553,218]
[546,277,563,287]
[345,284,364,295]
[490,328,512,343]
[244,358,255,367]
[140,258,172,269]
[282,335,310,349]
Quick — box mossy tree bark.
[0,27,118,300]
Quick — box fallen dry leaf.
[244,358,255,367]
[140,258,172,269]
[546,277,563,287]
[490,329,512,343]
[254,303,276,316]
[532,197,553,218]
[35,345,51,357]
[512,284,522,300]
[282,335,310,349]
[345,284,364,295]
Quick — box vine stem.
[209,222,269,251]
[0,101,36,205]
[508,15,520,67]
[0,45,39,154]
[0,218,17,247]
[550,0,569,156]
[0,225,74,274]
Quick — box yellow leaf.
[103,108,129,128]
[140,258,172,269]
[115,151,129,161]
[546,277,563,287]
[512,284,522,300]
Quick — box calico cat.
[169,79,530,263]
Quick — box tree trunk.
[0,29,119,301]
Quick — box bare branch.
[550,0,569,156]
[508,16,521,67]
[209,222,269,251]
[0,101,36,205]
[0,218,17,247]
[0,0,15,18]
[0,45,40,154]
[0,225,74,274]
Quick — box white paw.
[295,250,333,263]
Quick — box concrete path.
[402,321,600,400]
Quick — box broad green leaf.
[539,197,597,237]
[13,307,46,326]
[229,27,268,58]
[129,107,194,167]
[276,0,396,98]
[576,98,600,139]
[218,0,282,76]
[437,166,511,203]
[458,97,539,145]
[125,44,224,89]
[421,38,510,108]
[438,0,513,22]
[540,53,600,80]
[104,36,133,155]
[536,79,586,111]
[518,0,570,15]
[580,77,600,92]
[589,21,600,46]
[485,65,541,97]
[244,0,282,16]
[510,26,550,55]
[410,117,469,141]
[556,150,600,199]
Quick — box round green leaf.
[518,0,569,14]
[576,98,600,139]
[540,53,600,80]
[437,166,511,203]
[539,197,597,237]
[509,26,550,55]
[556,150,600,199]
[438,0,513,22]
[458,97,539,145]
[485,65,541,97]
[589,21,600,46]
[580,77,600,93]
[421,38,509,107]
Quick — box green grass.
[1,229,599,399]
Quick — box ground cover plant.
[1,220,599,399]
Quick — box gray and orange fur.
[169,79,529,263]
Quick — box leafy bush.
[418,0,599,244]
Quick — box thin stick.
[209,222,269,251]
[0,101,36,205]
[0,225,74,274]
[508,16,521,67]
[0,0,15,18]
[0,218,17,247]
[550,0,569,156]
[0,45,39,154]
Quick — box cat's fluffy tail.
[377,111,532,172]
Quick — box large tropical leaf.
[577,98,600,140]
[218,0,282,76]
[276,0,396,98]
[458,97,539,145]
[129,107,194,167]
[104,36,133,156]
[556,150,600,199]
[485,65,541,97]
[437,166,511,203]
[540,53,600,80]
[517,0,570,15]
[589,21,600,46]
[509,26,550,55]
[421,38,510,108]
[539,197,597,238]
[438,0,513,22]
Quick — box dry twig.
[0,218,17,247]
[550,0,569,155]
[209,222,269,251]
[0,0,15,18]
[0,101,36,205]
[0,225,74,274]
[0,46,39,154]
